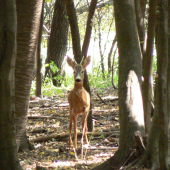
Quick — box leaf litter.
[19,87,119,169]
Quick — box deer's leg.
[73,114,78,149]
[84,118,89,144]
[82,112,89,145]
[69,112,73,147]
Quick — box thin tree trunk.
[66,0,97,132]
[82,0,97,132]
[135,0,146,54]
[108,36,117,78]
[36,0,44,97]
[65,0,82,62]
[111,47,118,89]
[142,0,157,135]
[97,13,105,79]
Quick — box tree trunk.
[45,0,68,86]
[82,0,97,132]
[142,0,157,135]
[131,1,169,169]
[97,13,105,79]
[36,0,44,97]
[65,0,82,62]
[168,0,170,138]
[157,0,169,169]
[108,36,117,78]
[0,1,21,169]
[93,0,145,169]
[134,0,146,54]
[66,0,97,132]
[15,0,43,151]
[111,46,118,89]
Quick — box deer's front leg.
[73,114,78,149]
[69,112,73,148]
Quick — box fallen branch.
[83,145,118,150]
[30,131,115,143]
[96,93,106,104]
[28,115,51,119]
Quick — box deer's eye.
[81,71,84,74]
[73,71,76,74]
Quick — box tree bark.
[168,0,170,139]
[36,0,44,97]
[65,0,82,62]
[65,0,97,132]
[15,0,43,151]
[76,0,113,14]
[97,12,105,79]
[93,0,145,169]
[82,0,97,132]
[131,1,169,169]
[134,0,146,54]
[157,0,169,169]
[142,0,157,135]
[45,0,68,86]
[108,36,117,78]
[0,1,21,169]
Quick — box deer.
[67,55,91,150]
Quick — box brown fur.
[67,56,91,149]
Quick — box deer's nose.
[76,79,81,82]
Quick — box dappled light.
[19,87,120,169]
[126,70,144,127]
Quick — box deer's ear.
[83,55,91,69]
[67,56,75,69]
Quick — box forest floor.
[19,87,120,170]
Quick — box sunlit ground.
[19,87,119,169]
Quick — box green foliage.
[42,77,65,97]
[45,61,59,74]
[30,80,36,97]
[45,61,65,86]
[100,134,105,139]
[88,58,118,91]
[152,54,157,74]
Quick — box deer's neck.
[74,82,83,92]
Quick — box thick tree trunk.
[168,0,170,136]
[156,0,169,169]
[132,1,169,169]
[0,1,21,169]
[15,0,43,151]
[93,1,145,169]
[45,0,68,86]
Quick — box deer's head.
[67,55,91,83]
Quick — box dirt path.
[19,87,119,169]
